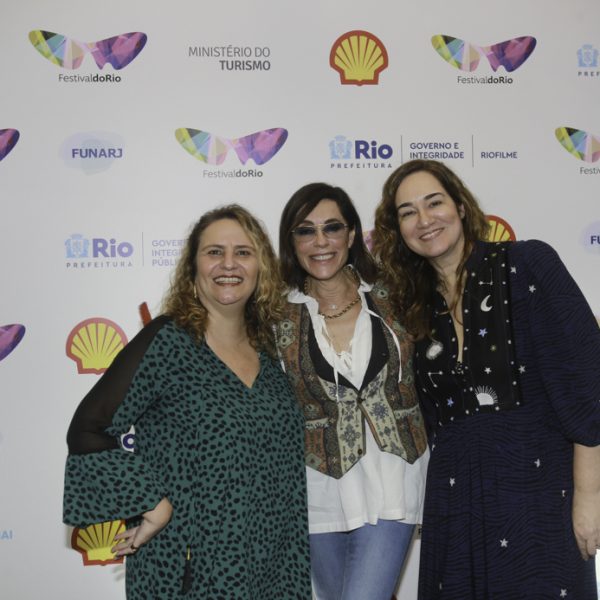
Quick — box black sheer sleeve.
[66,315,170,454]
[63,315,173,527]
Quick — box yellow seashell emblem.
[66,317,128,374]
[486,215,516,242]
[330,30,388,85]
[71,519,126,566]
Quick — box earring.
[193,285,198,300]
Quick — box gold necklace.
[318,295,361,319]
[303,270,361,320]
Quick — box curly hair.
[279,182,378,290]
[372,160,489,339]
[162,205,284,357]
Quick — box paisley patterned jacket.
[276,282,428,479]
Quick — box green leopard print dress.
[64,316,311,599]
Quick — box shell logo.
[330,30,388,85]
[486,215,516,242]
[71,520,125,566]
[66,317,128,374]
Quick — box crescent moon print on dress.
[479,269,494,311]
[414,242,523,427]
[480,295,492,312]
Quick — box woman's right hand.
[112,497,173,557]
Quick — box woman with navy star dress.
[373,159,600,599]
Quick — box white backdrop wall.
[1,1,599,598]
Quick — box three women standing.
[63,168,599,600]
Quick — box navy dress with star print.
[415,240,600,600]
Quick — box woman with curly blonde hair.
[63,205,311,599]
[373,160,600,599]
[163,204,285,355]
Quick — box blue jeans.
[310,520,415,600]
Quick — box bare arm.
[572,443,600,560]
[112,497,174,556]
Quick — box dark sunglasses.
[292,222,350,241]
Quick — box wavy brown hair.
[372,160,489,339]
[279,182,378,290]
[162,205,284,356]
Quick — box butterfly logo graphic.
[29,30,147,70]
[175,128,288,165]
[431,35,537,72]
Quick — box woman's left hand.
[112,525,142,557]
[112,497,174,557]
[572,488,600,560]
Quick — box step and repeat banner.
[1,0,599,598]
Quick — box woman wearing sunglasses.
[276,183,429,600]
[373,159,600,599]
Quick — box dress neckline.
[203,341,263,390]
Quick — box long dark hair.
[373,160,489,338]
[279,182,378,290]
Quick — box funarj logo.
[0,324,26,362]
[28,30,147,70]
[330,30,388,85]
[486,215,516,242]
[0,129,20,162]
[66,317,128,375]
[431,35,537,72]
[578,44,599,68]
[175,128,288,165]
[555,127,600,163]
[61,132,124,174]
[71,520,125,566]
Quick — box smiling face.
[194,218,259,312]
[292,199,355,283]
[395,170,466,272]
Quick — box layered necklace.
[304,267,361,320]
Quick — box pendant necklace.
[318,296,360,319]
[304,270,361,320]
